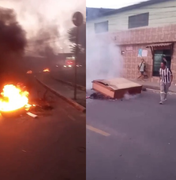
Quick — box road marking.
[86,125,110,137]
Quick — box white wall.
[87,0,176,33]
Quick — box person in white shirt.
[159,61,173,104]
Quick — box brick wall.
[121,44,153,80]
[110,24,176,45]
[107,24,176,83]
[121,43,176,83]
[93,24,176,83]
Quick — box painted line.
[86,125,110,137]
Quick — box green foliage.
[68,23,85,53]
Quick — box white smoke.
[123,93,140,100]
[86,28,123,89]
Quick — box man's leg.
[137,72,142,79]
[160,82,165,104]
[164,83,170,101]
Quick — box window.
[94,21,108,33]
[128,13,149,29]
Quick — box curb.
[36,78,86,113]
[51,76,86,91]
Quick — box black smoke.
[0,7,26,53]
[0,7,27,85]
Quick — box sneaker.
[164,98,167,102]
[159,101,163,104]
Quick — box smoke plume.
[0,7,26,53]
[86,27,123,89]
[0,0,85,55]
[0,7,27,84]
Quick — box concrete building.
[87,0,176,83]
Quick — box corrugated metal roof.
[146,43,173,48]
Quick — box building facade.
[87,0,176,83]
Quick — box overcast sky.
[86,0,149,8]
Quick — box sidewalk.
[132,80,176,93]
[36,74,86,110]
[51,70,86,87]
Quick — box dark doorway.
[153,49,171,76]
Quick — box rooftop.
[87,0,175,21]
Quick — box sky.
[86,0,149,9]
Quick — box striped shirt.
[159,68,172,84]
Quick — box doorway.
[153,49,171,76]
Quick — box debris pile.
[87,92,115,100]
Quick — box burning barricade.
[26,70,33,74]
[43,68,50,73]
[0,83,53,118]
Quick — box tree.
[68,23,86,53]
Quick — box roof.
[146,43,173,48]
[87,0,175,21]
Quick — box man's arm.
[159,68,161,80]
[170,70,173,82]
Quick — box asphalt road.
[0,77,86,180]
[51,68,86,87]
[86,90,176,180]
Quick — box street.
[86,90,176,180]
[51,68,86,87]
[0,77,86,180]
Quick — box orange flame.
[43,68,50,72]
[26,70,32,74]
[0,84,30,112]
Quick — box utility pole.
[72,12,83,100]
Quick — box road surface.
[0,77,86,180]
[51,68,86,87]
[86,90,176,180]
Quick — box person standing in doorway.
[137,59,145,80]
[159,61,173,104]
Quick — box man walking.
[159,61,173,104]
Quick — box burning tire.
[0,106,25,118]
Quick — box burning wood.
[0,84,31,112]
[26,70,33,74]
[43,68,50,72]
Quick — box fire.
[27,70,32,74]
[0,84,30,112]
[43,68,50,72]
